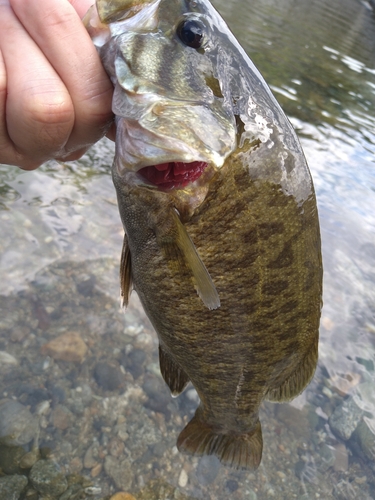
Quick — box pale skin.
[0,0,114,170]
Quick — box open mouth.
[138,161,208,190]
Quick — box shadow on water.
[1,0,375,498]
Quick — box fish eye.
[177,19,204,49]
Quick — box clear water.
[0,0,374,498]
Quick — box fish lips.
[112,84,236,189]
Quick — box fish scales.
[88,0,323,469]
[113,142,321,461]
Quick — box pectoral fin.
[158,210,220,310]
[120,233,132,308]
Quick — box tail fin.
[177,415,263,470]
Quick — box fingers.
[69,0,95,20]
[11,0,114,159]
[0,0,114,169]
[0,3,73,168]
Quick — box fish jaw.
[88,0,237,190]
[110,57,237,185]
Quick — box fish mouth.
[138,161,208,190]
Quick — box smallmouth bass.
[86,0,323,469]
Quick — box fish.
[85,0,323,469]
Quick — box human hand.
[0,0,114,170]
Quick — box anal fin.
[266,341,318,402]
[177,414,263,470]
[159,344,190,396]
[120,233,132,308]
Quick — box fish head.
[87,0,312,202]
[87,0,243,191]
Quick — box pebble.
[328,372,361,396]
[354,418,375,461]
[178,469,188,488]
[329,396,363,440]
[226,479,239,493]
[0,475,28,500]
[142,375,171,416]
[19,448,41,469]
[247,489,258,500]
[69,456,83,473]
[75,274,96,297]
[318,443,336,472]
[0,444,25,474]
[94,361,125,391]
[0,351,18,366]
[29,459,68,497]
[0,399,39,446]
[196,455,220,486]
[333,443,349,471]
[110,494,137,500]
[275,404,311,439]
[51,404,73,430]
[104,456,133,491]
[84,443,100,469]
[135,478,194,500]
[91,463,102,477]
[123,348,146,379]
[41,331,88,362]
[109,436,125,458]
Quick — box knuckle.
[23,91,75,153]
[25,91,73,128]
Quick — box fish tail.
[177,415,263,470]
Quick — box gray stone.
[0,475,28,500]
[329,397,363,440]
[94,362,125,391]
[318,443,336,472]
[29,459,68,497]
[354,418,375,462]
[196,455,220,486]
[0,399,39,446]
[104,455,133,491]
[0,445,25,474]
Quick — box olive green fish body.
[113,143,322,468]
[91,0,323,469]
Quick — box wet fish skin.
[90,0,323,469]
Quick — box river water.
[0,0,374,498]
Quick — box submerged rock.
[354,418,375,462]
[104,456,133,491]
[41,332,88,363]
[0,444,25,474]
[0,399,39,446]
[0,475,28,500]
[329,396,364,440]
[94,361,125,391]
[29,459,68,497]
[136,478,195,500]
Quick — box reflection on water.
[0,0,374,498]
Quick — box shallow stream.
[0,0,374,498]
